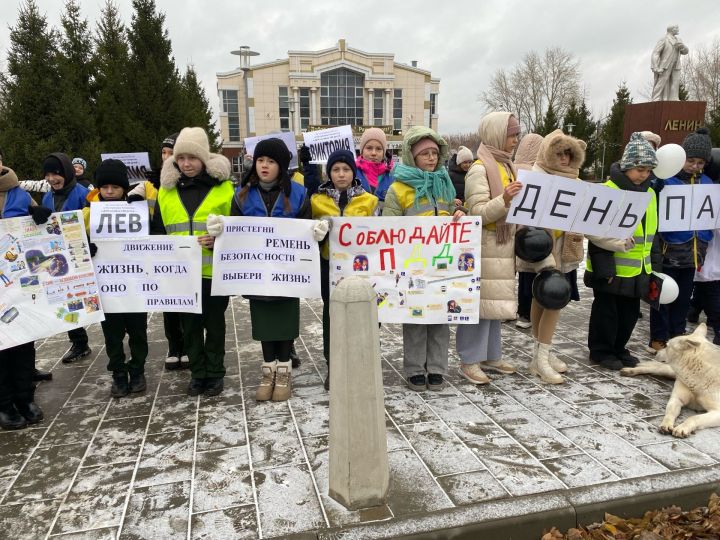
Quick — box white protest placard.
[89,201,149,239]
[244,132,298,170]
[0,211,105,351]
[93,236,202,314]
[101,152,152,183]
[607,190,653,238]
[506,170,552,227]
[691,184,720,231]
[302,125,354,164]
[568,187,624,237]
[329,216,482,324]
[211,217,321,298]
[658,185,692,232]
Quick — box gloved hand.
[28,205,52,225]
[89,242,98,257]
[312,218,330,242]
[144,169,160,186]
[206,214,224,237]
[127,193,144,203]
[299,145,312,164]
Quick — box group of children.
[0,115,716,430]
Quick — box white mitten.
[206,214,224,237]
[623,236,635,251]
[312,219,330,241]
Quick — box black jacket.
[447,154,467,201]
[584,162,662,298]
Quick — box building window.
[393,89,403,131]
[231,156,241,174]
[320,68,364,127]
[430,93,437,116]
[373,89,384,126]
[278,86,289,131]
[221,90,240,142]
[299,88,310,130]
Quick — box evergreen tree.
[537,104,559,136]
[0,0,61,177]
[55,0,100,171]
[562,99,597,179]
[179,66,220,151]
[127,0,183,161]
[600,83,632,180]
[679,83,690,101]
[94,0,135,154]
[707,104,720,148]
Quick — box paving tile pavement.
[0,291,719,539]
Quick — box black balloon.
[532,269,571,310]
[515,227,553,263]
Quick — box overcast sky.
[2,0,719,135]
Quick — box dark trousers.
[0,342,35,409]
[163,312,184,355]
[261,340,292,362]
[320,258,330,363]
[650,267,695,341]
[68,327,88,346]
[690,281,720,343]
[517,272,535,319]
[101,312,148,374]
[588,290,640,362]
[180,279,229,379]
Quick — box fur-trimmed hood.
[0,167,20,192]
[534,129,586,178]
[160,153,232,189]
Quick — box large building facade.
[216,39,440,171]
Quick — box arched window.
[320,68,364,127]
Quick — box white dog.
[620,323,720,438]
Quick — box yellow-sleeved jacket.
[311,189,378,259]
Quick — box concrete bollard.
[328,276,389,510]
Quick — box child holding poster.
[0,164,48,429]
[382,126,465,391]
[356,127,395,207]
[84,160,149,397]
[41,152,92,365]
[218,138,313,402]
[311,149,379,390]
[152,127,235,397]
[584,133,661,370]
[455,112,523,385]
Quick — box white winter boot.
[530,342,564,384]
[548,350,568,373]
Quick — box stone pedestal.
[328,276,389,510]
[623,101,706,146]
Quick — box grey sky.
[2,0,719,135]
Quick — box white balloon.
[653,272,679,304]
[653,144,686,180]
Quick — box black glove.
[127,194,144,203]
[145,169,160,186]
[89,243,98,257]
[29,205,52,225]
[299,145,312,164]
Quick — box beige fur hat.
[456,146,473,164]
[640,131,662,149]
[173,127,210,164]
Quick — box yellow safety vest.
[586,180,656,277]
[389,181,452,217]
[158,181,234,278]
[311,191,379,258]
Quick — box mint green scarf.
[392,163,456,209]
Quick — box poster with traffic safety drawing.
[0,211,105,351]
[328,216,482,324]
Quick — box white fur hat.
[456,146,473,164]
[173,127,210,164]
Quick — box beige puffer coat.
[465,160,517,320]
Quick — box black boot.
[203,377,224,397]
[290,342,301,369]
[0,406,27,430]
[61,343,91,364]
[187,378,205,397]
[33,368,52,382]
[128,372,147,393]
[15,401,44,424]
[111,372,129,398]
[324,364,330,391]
